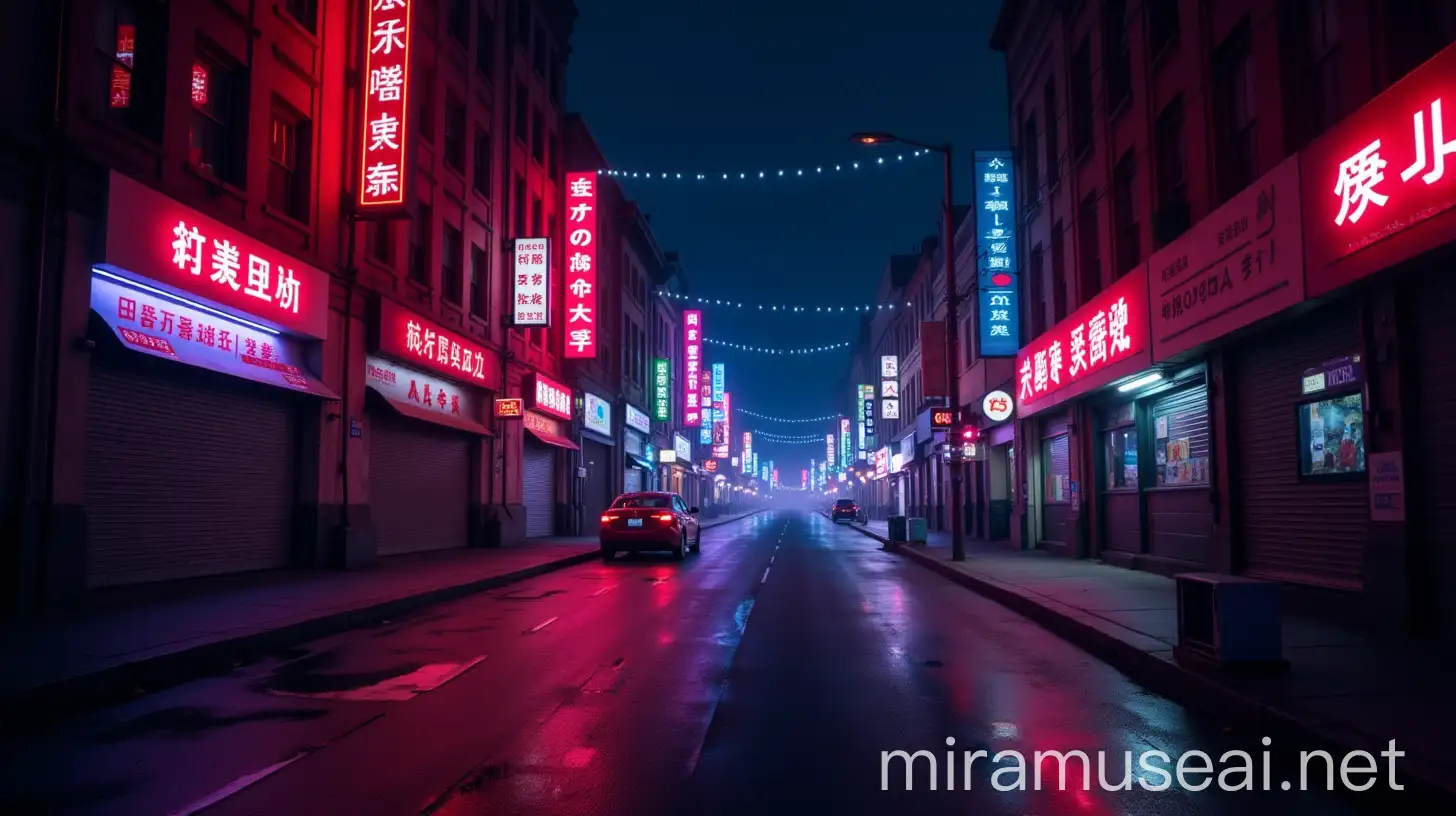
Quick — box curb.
[837,520,1456,808]
[0,548,599,732]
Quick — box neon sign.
[512,238,550,326]
[357,0,413,211]
[564,171,598,357]
[526,372,572,421]
[1016,269,1149,415]
[652,357,670,421]
[376,299,493,386]
[683,310,702,425]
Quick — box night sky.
[568,0,1008,475]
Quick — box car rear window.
[613,495,671,508]
[835,499,856,507]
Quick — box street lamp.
[850,132,966,562]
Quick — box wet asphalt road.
[1,509,1381,815]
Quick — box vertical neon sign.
[358,0,412,211]
[563,172,598,358]
[683,310,702,425]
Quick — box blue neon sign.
[974,150,1019,357]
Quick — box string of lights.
[597,149,934,182]
[737,409,841,424]
[659,291,913,312]
[704,338,852,355]
[743,433,829,444]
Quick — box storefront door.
[1039,415,1073,548]
[523,438,557,537]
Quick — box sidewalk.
[0,510,763,729]
[838,516,1456,804]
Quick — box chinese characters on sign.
[512,238,550,325]
[859,385,875,453]
[874,447,890,479]
[713,392,731,459]
[1149,158,1304,361]
[1304,42,1456,296]
[840,417,852,471]
[378,299,492,386]
[357,0,412,210]
[652,357,671,421]
[982,390,1014,423]
[683,310,703,426]
[742,432,753,473]
[104,173,329,339]
[494,398,524,418]
[1016,269,1150,415]
[563,171,598,357]
[527,372,573,421]
[975,151,1020,357]
[825,433,836,472]
[625,403,651,434]
[366,356,474,420]
[880,356,900,419]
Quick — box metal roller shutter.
[84,361,296,588]
[1411,273,1456,631]
[523,439,555,537]
[1151,385,1211,486]
[1233,303,1367,590]
[370,411,470,555]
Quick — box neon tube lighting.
[1117,371,1164,392]
[92,267,281,336]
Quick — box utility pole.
[940,146,966,562]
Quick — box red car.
[599,492,701,561]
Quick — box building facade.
[993,0,1456,637]
[0,0,587,613]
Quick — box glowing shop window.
[1298,393,1366,477]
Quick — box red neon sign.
[1016,270,1149,414]
[1302,42,1456,297]
[526,372,573,421]
[683,310,703,426]
[103,172,329,338]
[376,299,495,387]
[563,172,598,358]
[494,398,523,418]
[357,0,412,211]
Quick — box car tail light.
[600,514,614,524]
[655,513,675,522]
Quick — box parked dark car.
[599,492,701,561]
[831,498,859,523]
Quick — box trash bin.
[887,515,908,541]
[907,517,928,543]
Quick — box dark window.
[533,23,548,75]
[1104,0,1132,112]
[547,132,559,178]
[530,195,543,236]
[515,0,530,44]
[1153,96,1190,247]
[470,242,489,319]
[370,221,393,264]
[410,204,432,285]
[1020,112,1039,208]
[1028,243,1046,338]
[475,10,495,78]
[1300,0,1342,143]
[98,0,165,137]
[417,66,435,143]
[1077,192,1101,303]
[283,0,318,33]
[447,0,470,46]
[442,223,463,304]
[1213,18,1257,202]
[1070,38,1093,158]
[530,107,544,164]
[549,58,565,105]
[1043,79,1059,189]
[473,127,492,197]
[267,104,311,222]
[1147,0,1178,58]
[1385,0,1456,85]
[513,176,526,235]
[514,83,528,142]
[1050,220,1068,323]
[188,50,245,186]
[444,93,466,171]
[1113,149,1140,276]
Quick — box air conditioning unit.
[1174,573,1286,669]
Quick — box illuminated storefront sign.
[625,403,651,433]
[759,463,767,482]
[975,150,1020,357]
[523,409,563,439]
[825,433,836,470]
[356,0,413,212]
[801,468,808,489]
[563,171,598,357]
[859,384,875,450]
[90,272,333,396]
[874,447,890,479]
[881,355,898,378]
[711,363,726,444]
[982,390,1014,423]
[771,468,779,487]
[658,448,678,463]
[742,432,753,473]
[652,357,671,421]
[930,409,955,430]
[525,372,573,421]
[583,392,611,436]
[840,416,852,470]
[1303,41,1456,297]
[511,238,550,326]
[1016,269,1150,417]
[494,398,523,418]
[683,310,703,425]
[376,298,493,386]
[366,355,486,433]
[701,368,716,444]
[103,173,328,339]
[673,433,692,463]
[880,356,900,419]
[713,392,731,458]
[1150,157,1304,361]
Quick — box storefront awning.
[91,273,337,399]
[369,388,492,435]
[526,425,579,450]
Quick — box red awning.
[376,393,493,436]
[526,424,579,450]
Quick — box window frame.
[1296,389,1367,482]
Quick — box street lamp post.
[851,133,966,562]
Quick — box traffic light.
[958,425,980,443]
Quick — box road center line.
[589,585,616,597]
[528,616,559,633]
[761,567,771,584]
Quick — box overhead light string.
[704,337,852,355]
[737,409,841,424]
[745,432,831,444]
[658,291,913,312]
[596,149,934,183]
